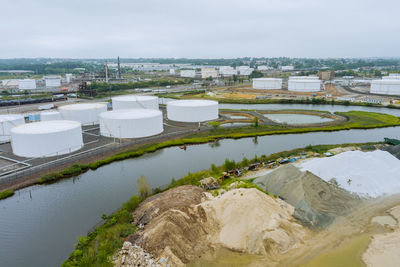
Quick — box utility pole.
[117,56,121,79]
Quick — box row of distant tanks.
[0,96,219,158]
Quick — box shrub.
[0,189,14,200]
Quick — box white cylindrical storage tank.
[370,80,400,95]
[288,79,321,92]
[167,100,218,122]
[41,111,62,121]
[100,109,163,138]
[112,95,159,110]
[58,103,107,125]
[11,120,83,157]
[0,114,25,143]
[252,78,282,90]
[289,76,319,80]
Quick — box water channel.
[1,103,400,267]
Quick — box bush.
[137,175,151,200]
[223,158,236,171]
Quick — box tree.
[137,175,151,199]
[253,117,259,127]
[249,71,263,79]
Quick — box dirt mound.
[253,165,359,227]
[126,186,308,266]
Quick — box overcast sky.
[1,0,400,58]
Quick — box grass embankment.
[36,111,399,186]
[0,189,14,200]
[62,142,380,266]
[159,92,400,109]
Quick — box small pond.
[264,113,334,125]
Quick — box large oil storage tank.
[58,103,107,125]
[99,109,163,138]
[0,114,25,143]
[112,95,159,110]
[11,120,83,157]
[18,79,36,90]
[288,79,321,92]
[41,111,62,121]
[167,100,218,122]
[252,78,282,90]
[370,80,400,95]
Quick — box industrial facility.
[99,109,163,138]
[167,100,219,122]
[11,120,83,158]
[112,95,159,110]
[18,79,36,90]
[180,70,196,78]
[370,79,400,95]
[44,76,61,87]
[58,103,107,125]
[288,76,321,92]
[252,78,283,90]
[0,114,25,143]
[201,68,219,79]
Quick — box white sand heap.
[300,150,400,198]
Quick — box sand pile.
[253,165,359,227]
[124,186,307,266]
[362,205,400,267]
[201,188,307,256]
[300,150,400,198]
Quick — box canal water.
[0,103,400,267]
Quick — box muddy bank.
[124,185,308,266]
[253,164,360,227]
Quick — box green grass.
[0,189,14,200]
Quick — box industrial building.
[252,78,282,90]
[58,103,107,125]
[99,109,163,138]
[167,100,218,122]
[288,77,321,92]
[18,79,36,90]
[180,70,196,78]
[370,80,400,95]
[45,76,61,87]
[219,66,237,77]
[236,66,254,76]
[289,76,319,80]
[66,74,73,83]
[281,66,294,71]
[112,95,159,110]
[201,68,218,79]
[318,70,335,81]
[41,111,62,121]
[11,120,83,158]
[0,114,25,143]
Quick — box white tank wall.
[167,100,218,122]
[41,111,62,121]
[11,120,83,158]
[100,109,163,138]
[288,80,321,92]
[58,103,107,125]
[252,78,282,90]
[18,79,36,90]
[0,114,25,143]
[289,76,319,80]
[370,80,400,95]
[45,78,61,87]
[112,95,159,110]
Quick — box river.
[0,103,400,267]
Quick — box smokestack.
[117,56,121,79]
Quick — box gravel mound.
[253,165,359,227]
[381,144,400,160]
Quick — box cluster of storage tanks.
[252,76,322,92]
[3,96,219,158]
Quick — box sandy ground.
[124,186,309,266]
[362,205,400,267]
